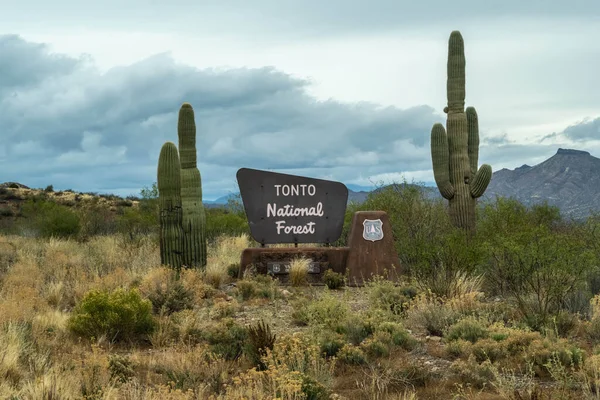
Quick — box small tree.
[479,198,597,329]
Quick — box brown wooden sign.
[236,168,349,244]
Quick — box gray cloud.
[0,34,442,199]
[562,118,600,141]
[483,133,512,146]
[2,1,599,39]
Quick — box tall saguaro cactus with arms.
[157,103,208,270]
[431,31,492,233]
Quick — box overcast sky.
[1,1,600,200]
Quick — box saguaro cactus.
[177,103,207,268]
[431,31,492,233]
[157,142,184,270]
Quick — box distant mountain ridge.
[205,183,437,208]
[482,148,600,219]
[5,148,599,218]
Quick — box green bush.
[319,332,346,358]
[116,206,158,238]
[366,276,417,315]
[68,288,155,342]
[336,316,375,345]
[322,269,345,290]
[146,280,194,315]
[377,321,418,350]
[300,374,330,400]
[338,344,367,365]
[77,203,119,238]
[446,317,489,343]
[360,337,390,358]
[205,208,249,243]
[479,198,597,329]
[203,319,248,360]
[108,354,135,383]
[21,198,81,238]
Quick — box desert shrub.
[68,288,155,342]
[20,198,81,238]
[227,262,240,278]
[291,299,311,327]
[303,292,350,330]
[0,241,17,275]
[450,356,496,389]
[225,332,334,400]
[322,269,345,290]
[526,338,585,375]
[235,279,257,301]
[587,317,600,344]
[139,268,197,315]
[579,354,600,395]
[116,206,158,238]
[338,344,367,365]
[202,318,247,360]
[300,375,330,400]
[319,332,346,358]
[376,321,418,351]
[108,354,135,383]
[446,339,473,360]
[250,274,280,299]
[244,320,276,370]
[405,294,460,336]
[366,276,417,315]
[170,309,203,344]
[205,208,249,243]
[208,298,240,319]
[479,198,597,329]
[360,336,390,358]
[446,317,489,343]
[44,184,54,192]
[147,280,194,315]
[336,315,376,345]
[471,338,507,362]
[551,310,580,337]
[77,203,119,238]
[0,206,13,217]
[501,329,543,356]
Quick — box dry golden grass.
[0,230,597,399]
[289,256,310,287]
[204,234,250,288]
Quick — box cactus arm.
[177,103,207,268]
[178,103,196,170]
[447,31,466,114]
[466,106,479,176]
[431,123,455,199]
[470,164,492,198]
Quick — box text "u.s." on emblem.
[362,218,384,242]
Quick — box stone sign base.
[239,247,349,285]
[238,211,402,287]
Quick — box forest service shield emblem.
[362,219,384,242]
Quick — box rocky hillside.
[4,147,600,220]
[482,148,600,219]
